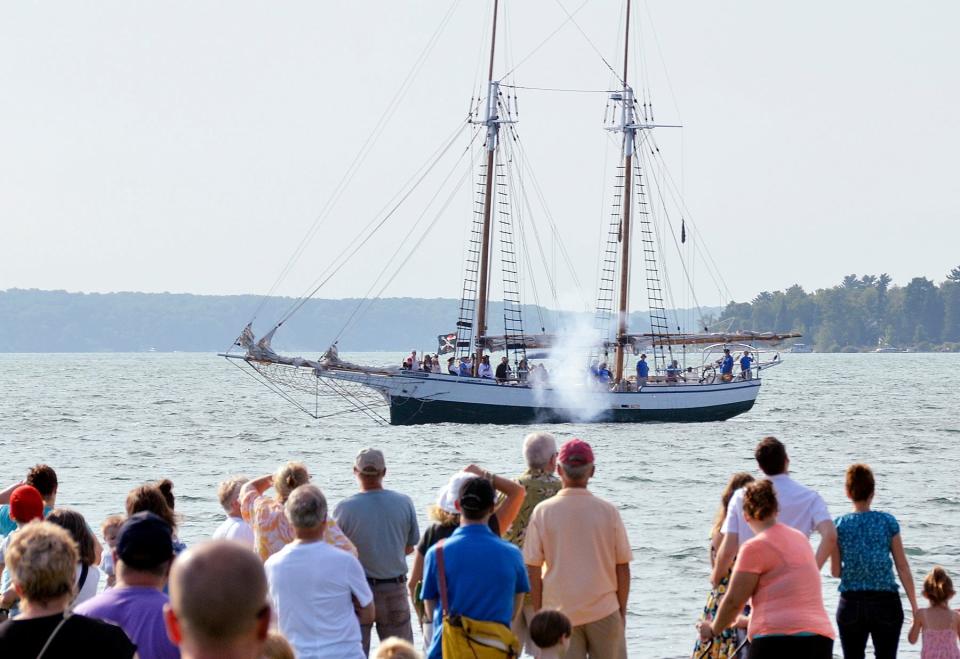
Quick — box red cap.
[558,438,594,466]
[9,485,45,524]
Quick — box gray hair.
[559,462,592,481]
[284,484,327,530]
[216,476,248,512]
[523,432,558,470]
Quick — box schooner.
[223,0,798,425]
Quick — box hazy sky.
[2,1,958,315]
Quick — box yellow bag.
[436,541,521,658]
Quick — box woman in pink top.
[697,480,834,658]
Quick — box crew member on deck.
[636,354,649,389]
[478,355,494,379]
[404,351,419,371]
[718,348,734,382]
[458,356,472,377]
[447,357,457,376]
[666,360,683,383]
[740,350,754,380]
[596,362,612,384]
[495,356,512,384]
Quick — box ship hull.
[322,370,761,426]
[388,393,756,425]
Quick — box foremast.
[473,0,501,374]
[613,0,636,385]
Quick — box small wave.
[152,399,178,405]
[52,417,79,423]
[926,497,960,506]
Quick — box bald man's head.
[164,541,269,658]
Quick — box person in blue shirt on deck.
[636,354,650,388]
[421,477,529,659]
[596,363,612,384]
[458,356,472,377]
[718,348,734,382]
[739,350,754,380]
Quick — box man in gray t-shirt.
[333,448,420,656]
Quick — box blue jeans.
[837,590,904,659]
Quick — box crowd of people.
[0,433,631,658]
[693,436,958,659]
[0,434,953,658]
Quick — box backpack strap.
[436,539,449,616]
[76,563,90,593]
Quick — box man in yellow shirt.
[523,439,632,659]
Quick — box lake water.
[1,352,958,657]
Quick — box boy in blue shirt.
[636,354,649,389]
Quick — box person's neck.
[853,500,871,513]
[460,514,491,527]
[18,595,71,620]
[359,480,384,492]
[561,480,589,490]
[179,638,261,659]
[539,647,565,659]
[117,567,166,590]
[44,495,56,507]
[295,525,326,543]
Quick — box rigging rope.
[273,121,472,329]
[497,0,592,81]
[330,127,483,344]
[245,0,464,325]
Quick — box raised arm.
[464,464,526,536]
[240,474,273,498]
[815,519,837,570]
[890,533,918,615]
[0,481,24,505]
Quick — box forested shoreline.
[3,270,959,353]
[716,268,960,352]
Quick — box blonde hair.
[710,472,755,538]
[273,462,310,502]
[427,505,459,526]
[374,637,422,659]
[217,476,249,512]
[923,566,955,606]
[5,521,78,606]
[262,631,296,659]
[100,514,125,538]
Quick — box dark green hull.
[388,395,756,425]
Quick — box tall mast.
[613,0,635,384]
[473,0,500,374]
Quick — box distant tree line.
[717,268,960,352]
[0,288,717,353]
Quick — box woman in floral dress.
[692,472,755,659]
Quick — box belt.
[367,575,407,585]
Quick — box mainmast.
[613,0,636,384]
[473,0,500,374]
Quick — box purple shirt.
[74,586,180,659]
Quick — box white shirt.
[721,473,831,542]
[213,515,255,547]
[74,563,101,605]
[478,363,494,379]
[264,540,373,659]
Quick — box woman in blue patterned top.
[830,463,918,659]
